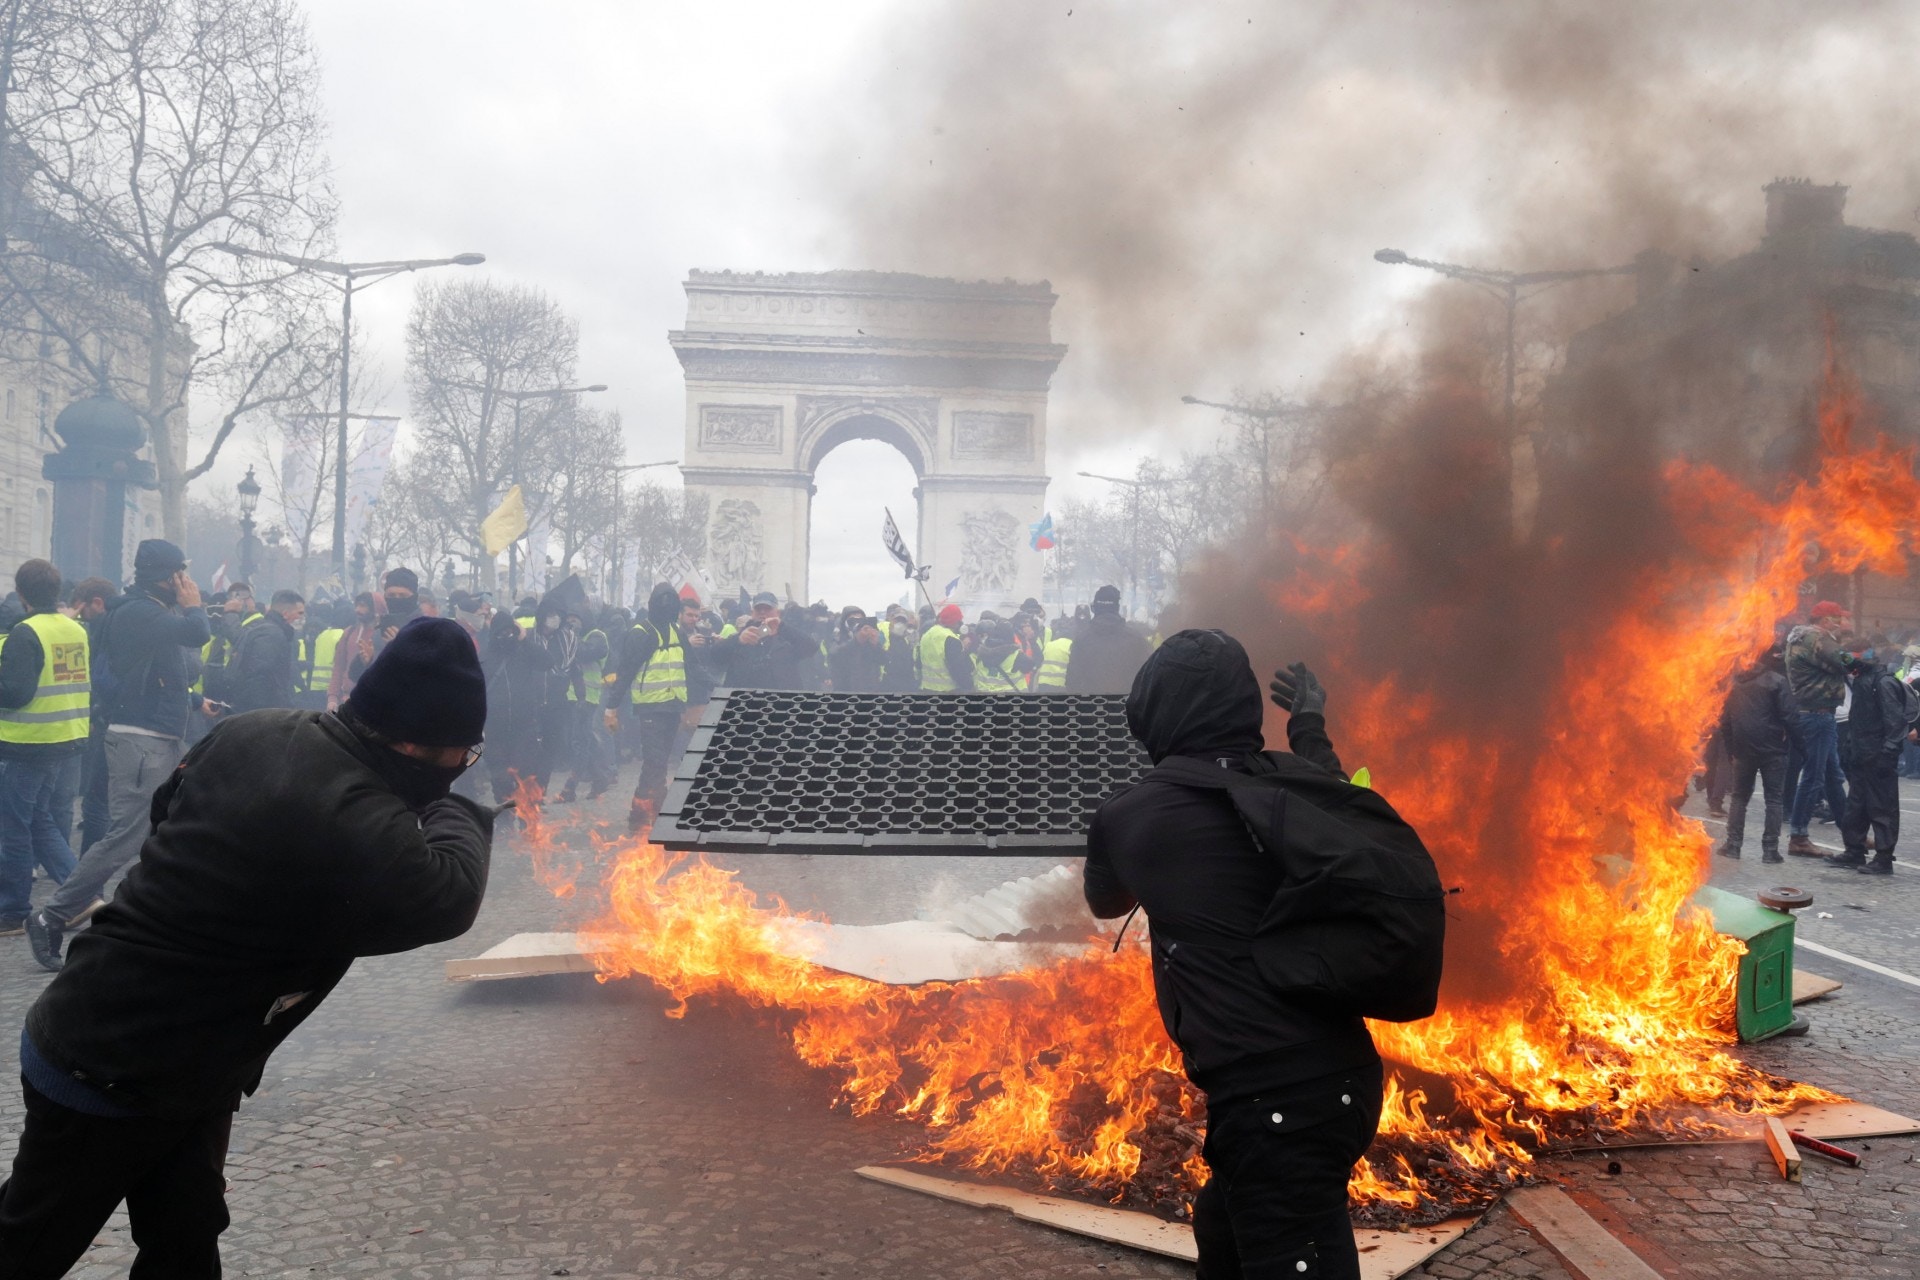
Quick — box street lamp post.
[235,464,261,585]
[214,243,485,585]
[1078,470,1175,617]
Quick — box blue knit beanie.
[344,617,486,747]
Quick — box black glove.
[1269,662,1326,716]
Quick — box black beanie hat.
[344,617,486,746]
[134,539,187,584]
[383,566,420,594]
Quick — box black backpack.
[1156,751,1448,1023]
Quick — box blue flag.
[943,576,961,599]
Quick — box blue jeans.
[1786,711,1848,835]
[0,753,81,919]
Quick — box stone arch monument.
[671,271,1064,610]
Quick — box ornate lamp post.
[236,465,262,585]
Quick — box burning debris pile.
[529,349,1916,1226]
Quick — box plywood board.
[1792,969,1843,1003]
[854,1164,1475,1277]
[773,918,1087,986]
[443,931,608,982]
[1508,1186,1664,1280]
[1563,1098,1920,1152]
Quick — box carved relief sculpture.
[709,498,765,589]
[951,410,1034,460]
[699,405,782,453]
[959,509,1021,597]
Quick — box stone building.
[0,186,173,586]
[670,270,1064,610]
[1546,179,1920,631]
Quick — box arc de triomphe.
[670,270,1065,610]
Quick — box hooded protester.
[481,611,546,806]
[608,583,691,830]
[1065,584,1152,694]
[1714,644,1799,864]
[0,617,493,1277]
[828,617,888,692]
[1830,643,1920,873]
[1083,630,1382,1280]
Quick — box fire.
[524,344,1912,1224]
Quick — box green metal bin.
[1692,884,1797,1042]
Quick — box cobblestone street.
[1,782,1916,1278]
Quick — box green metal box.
[1692,885,1797,1042]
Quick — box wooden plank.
[443,931,607,982]
[1762,1116,1801,1182]
[777,918,1086,985]
[853,1165,1476,1277]
[1792,969,1843,1004]
[1508,1186,1664,1280]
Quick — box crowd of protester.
[0,543,1159,967]
[1707,599,1920,875]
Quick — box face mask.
[381,749,471,809]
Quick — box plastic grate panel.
[652,690,1150,855]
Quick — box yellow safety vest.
[631,624,686,705]
[1035,636,1072,689]
[918,625,961,692]
[973,649,1024,692]
[309,628,343,693]
[0,612,90,744]
[568,629,607,705]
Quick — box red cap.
[937,604,964,627]
[1810,600,1849,620]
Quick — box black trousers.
[0,1080,234,1279]
[1840,747,1901,858]
[1193,1063,1383,1280]
[1723,751,1786,856]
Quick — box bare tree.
[0,0,338,539]
[404,278,580,588]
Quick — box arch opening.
[807,437,921,611]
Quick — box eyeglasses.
[461,743,484,768]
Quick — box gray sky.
[288,1,1920,607]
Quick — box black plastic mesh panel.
[652,690,1150,855]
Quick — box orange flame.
[528,347,1911,1224]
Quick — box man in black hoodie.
[1715,644,1799,864]
[1830,645,1919,874]
[0,617,493,1277]
[1084,631,1379,1280]
[1066,584,1151,693]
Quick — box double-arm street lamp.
[1371,248,1637,448]
[1077,470,1176,616]
[215,244,486,585]
[598,459,680,607]
[1180,395,1335,530]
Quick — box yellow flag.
[481,484,529,556]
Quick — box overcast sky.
[287,1,1920,607]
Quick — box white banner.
[523,506,551,597]
[343,416,402,551]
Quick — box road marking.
[1696,814,1845,854]
[1796,939,1920,991]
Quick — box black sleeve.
[1881,676,1910,754]
[1083,807,1138,919]
[0,624,43,708]
[1284,711,1348,780]
[608,626,657,706]
[1773,679,1802,748]
[946,637,974,691]
[170,606,212,649]
[317,792,494,956]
